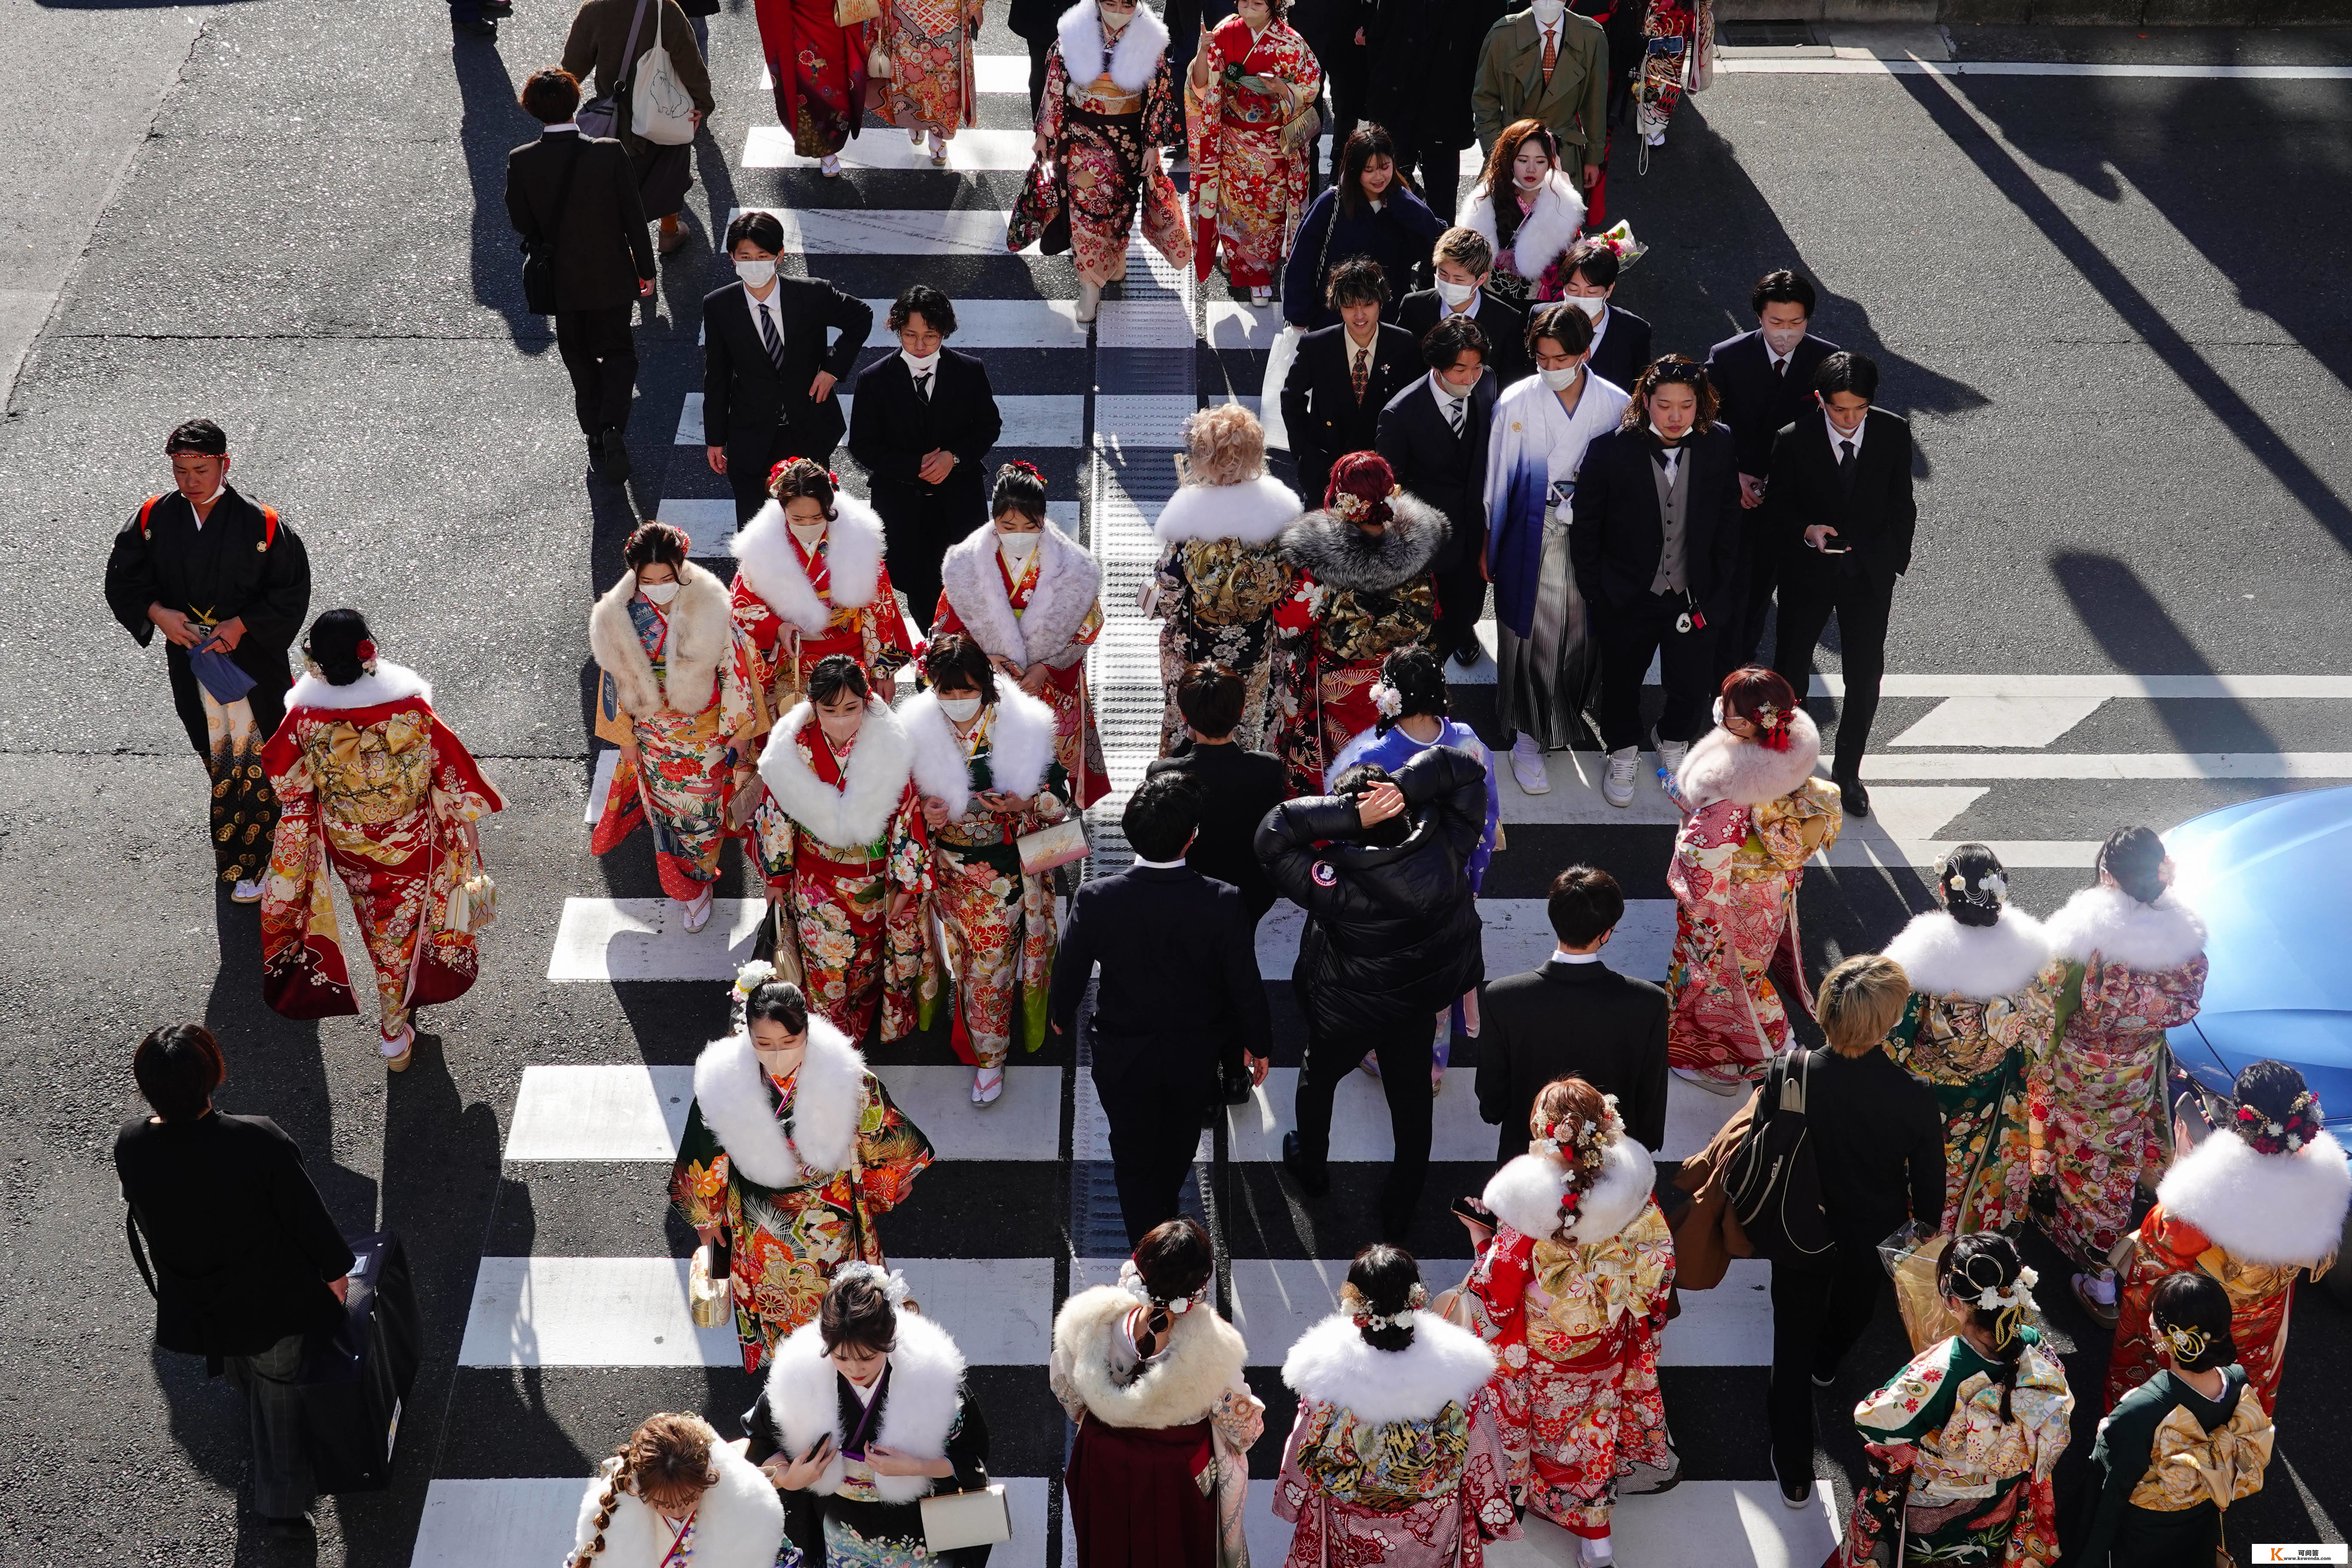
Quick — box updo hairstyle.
[303,607,374,686]
[769,456,839,514]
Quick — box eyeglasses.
[1647,362,1709,386]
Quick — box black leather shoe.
[478,0,514,13]
[1836,776,1870,818]
[1449,639,1481,669]
[1771,1452,1813,1509]
[452,15,497,35]
[1281,1132,1330,1194]
[598,427,632,484]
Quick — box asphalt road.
[2,3,2349,1564]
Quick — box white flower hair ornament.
[833,1262,916,1310]
[734,959,784,997]
[1370,683,1403,719]
[1338,1280,1427,1332]
[1119,1257,1208,1315]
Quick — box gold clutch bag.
[689,1243,732,1329]
[836,0,881,21]
[1016,816,1091,876]
[920,1485,1012,1552]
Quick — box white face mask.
[1540,364,1582,391]
[997,530,1041,563]
[1532,0,1566,22]
[1565,294,1605,318]
[902,348,942,376]
[787,518,827,549]
[1761,325,1806,356]
[1436,278,1479,309]
[640,580,680,604]
[939,695,984,723]
[735,257,778,288]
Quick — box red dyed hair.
[1720,666,1798,750]
[1324,450,1397,527]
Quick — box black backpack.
[1723,1048,1835,1264]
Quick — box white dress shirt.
[747,285,787,353]
[1825,408,1866,458]
[1551,947,1603,965]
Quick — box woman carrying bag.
[562,0,717,253]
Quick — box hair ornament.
[1001,459,1045,483]
[355,638,380,674]
[734,959,784,997]
[1118,1257,1208,1316]
[1331,491,1374,523]
[2234,1089,2323,1155]
[1338,1280,1427,1331]
[1749,700,1793,752]
[833,1261,914,1309]
[1370,682,1403,719]
[1939,858,2008,907]
[2161,1321,2210,1363]
[1532,1095,1624,1171]
[769,460,793,484]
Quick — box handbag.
[836,0,881,22]
[688,1240,732,1329]
[919,1485,1012,1552]
[766,901,808,989]
[630,29,700,146]
[1016,816,1090,876]
[868,40,894,79]
[519,135,587,315]
[576,0,655,140]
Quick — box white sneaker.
[1657,738,1689,786]
[1603,747,1639,807]
[230,878,264,904]
[1075,281,1101,324]
[1509,735,1551,795]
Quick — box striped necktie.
[753,297,786,371]
[1541,23,1558,84]
[1446,395,1465,434]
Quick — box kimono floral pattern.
[203,684,277,885]
[1666,781,1841,1087]
[2027,951,2208,1272]
[1034,31,1191,286]
[2107,1203,2323,1418]
[1887,985,2056,1236]
[1153,536,1293,752]
[1274,1383,1518,1568]
[1269,572,1436,796]
[723,564,917,772]
[591,597,733,900]
[931,549,1109,808]
[1184,17,1320,289]
[669,1068,933,1373]
[880,0,979,138]
[756,0,864,155]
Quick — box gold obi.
[1181,538,1291,626]
[306,710,434,856]
[1069,75,1144,114]
[2126,1399,2274,1514]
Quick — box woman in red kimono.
[1185,0,1321,305]
[932,462,1107,810]
[748,655,931,1044]
[725,460,918,806]
[261,609,503,1070]
[753,0,870,177]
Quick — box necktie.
[754,299,786,372]
[1352,346,1369,403]
[1541,24,1558,84]
[1773,355,1787,377]
[1445,395,1464,435]
[915,370,934,401]
[1838,438,1857,488]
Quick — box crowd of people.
[103,0,2351,1562]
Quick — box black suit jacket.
[1764,407,1917,592]
[114,1112,356,1360]
[1568,423,1743,615]
[1145,741,1289,918]
[1475,959,1670,1165]
[847,348,1004,518]
[1047,865,1273,1106]
[1281,321,1418,501]
[504,129,652,313]
[1583,305,1653,395]
[702,279,873,459]
[1396,288,1531,389]
[1376,370,1498,574]
[1703,328,1840,480]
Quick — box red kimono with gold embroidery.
[1185,15,1320,288]
[932,521,1108,809]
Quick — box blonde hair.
[572,1413,721,1565]
[1817,955,1910,1057]
[1182,403,1267,486]
[1433,226,1494,277]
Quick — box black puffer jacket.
[1255,744,1487,1035]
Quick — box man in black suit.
[505,67,655,484]
[702,212,874,523]
[1378,314,1498,667]
[848,285,1004,631]
[1703,268,1840,671]
[1559,236,1652,393]
[1280,256,1417,504]
[1143,663,1289,924]
[1568,356,1743,809]
[1475,865,1669,1166]
[1396,226,1530,390]
[1767,352,1916,820]
[1049,777,1272,1246]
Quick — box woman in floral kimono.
[1464,1078,1673,1568]
[565,1410,786,1568]
[1662,668,1841,1092]
[1274,1244,1519,1568]
[750,656,931,1044]
[2106,1059,2347,1418]
[260,609,503,1071]
[900,634,1075,1104]
[933,463,1108,810]
[2027,825,2208,1324]
[1024,0,1191,324]
[672,969,934,1375]
[1828,1233,2074,1568]
[1051,1219,1262,1568]
[589,523,739,934]
[1150,404,1299,753]
[725,460,917,795]
[1880,844,2054,1236]
[881,0,985,165]
[1269,451,1446,796]
[1185,0,1321,305]
[2078,1271,2272,1568]
[752,0,870,177]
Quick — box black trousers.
[1024,33,1053,118]
[1393,128,1461,222]
[165,639,291,760]
[1593,589,1718,753]
[1767,1243,1887,1486]
[1312,43,1367,190]
[870,485,982,632]
[224,1332,316,1518]
[726,427,840,524]
[1720,527,1781,675]
[1293,1010,1434,1242]
[555,305,638,435]
[1433,555,1486,659]
[1773,563,1894,779]
[1099,1076,1213,1249]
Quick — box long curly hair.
[1529,1076,1615,1244]
[1181,403,1268,485]
[570,1412,720,1565]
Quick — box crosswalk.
[403,7,2352,1564]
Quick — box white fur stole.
[730,490,887,633]
[2043,883,2208,973]
[1281,1311,1495,1427]
[2157,1128,2350,1268]
[1480,1135,1654,1247]
[1056,0,1169,91]
[588,560,732,717]
[286,659,433,713]
[1883,907,2052,1002]
[570,1441,783,1568]
[1675,708,1822,808]
[897,684,1058,821]
[689,1017,868,1188]
[1458,168,1586,288]
[763,1311,968,1504]
[756,697,914,848]
[1153,474,1302,546]
[1052,1285,1248,1430]
[937,521,1102,667]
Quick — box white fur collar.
[1154,475,1302,546]
[756,698,914,848]
[1053,1286,1248,1430]
[763,1311,968,1504]
[1675,709,1822,807]
[730,491,887,632]
[570,1442,783,1568]
[897,685,1057,821]
[1883,907,2051,1002]
[938,521,1102,667]
[1480,1136,1654,1246]
[588,561,732,717]
[689,1018,868,1187]
[2043,883,2208,971]
[2158,1128,2350,1267]
[1057,0,1169,92]
[1281,1311,1495,1427]
[1458,169,1586,290]
[286,659,433,713]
